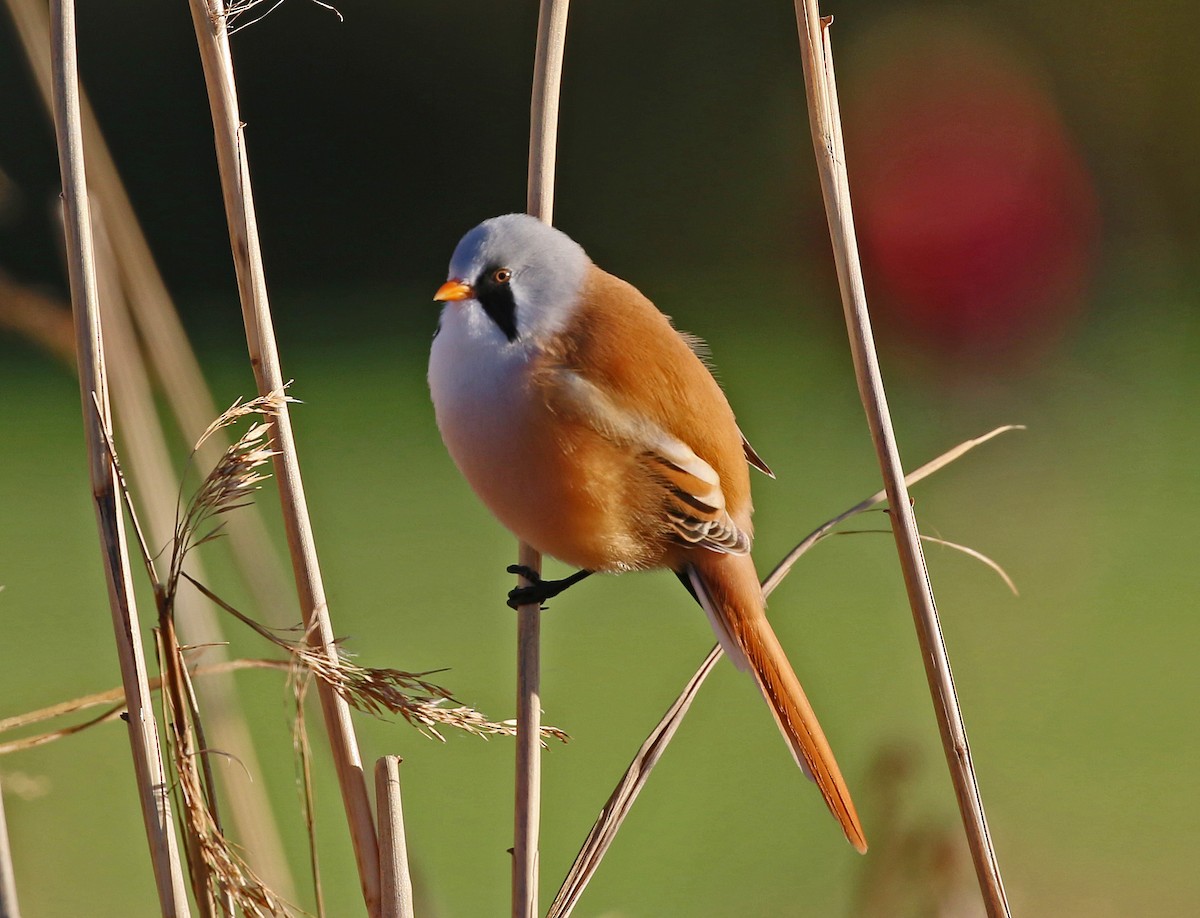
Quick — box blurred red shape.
[846,25,1100,361]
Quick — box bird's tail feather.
[685,554,868,854]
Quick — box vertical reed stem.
[374,757,416,918]
[48,0,190,912]
[511,539,544,918]
[516,3,571,916]
[527,0,571,221]
[185,1,381,913]
[791,7,1010,915]
[0,777,20,918]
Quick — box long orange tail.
[686,551,867,853]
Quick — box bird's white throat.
[428,300,536,480]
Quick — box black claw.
[506,564,541,583]
[506,590,546,611]
[506,565,545,610]
[503,566,593,610]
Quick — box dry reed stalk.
[0,659,283,744]
[527,0,571,221]
[374,757,416,918]
[94,225,218,918]
[5,0,298,894]
[547,425,1020,918]
[791,7,1010,915]
[510,540,543,918]
[185,2,381,914]
[515,3,572,916]
[3,0,295,631]
[0,776,19,918]
[91,211,298,903]
[47,0,190,912]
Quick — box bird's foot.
[505,565,592,610]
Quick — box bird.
[428,213,866,853]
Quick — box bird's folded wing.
[551,370,751,555]
[740,430,774,478]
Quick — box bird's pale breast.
[430,299,652,570]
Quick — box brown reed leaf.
[0,703,126,756]
[0,659,283,741]
[835,527,1019,596]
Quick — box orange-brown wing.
[542,366,750,556]
[550,265,756,521]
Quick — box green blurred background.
[1,1,1198,916]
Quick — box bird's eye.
[492,267,513,284]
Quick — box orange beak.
[434,279,474,302]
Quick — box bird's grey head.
[435,214,591,345]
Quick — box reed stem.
[515,3,571,916]
[185,1,381,912]
[374,757,416,918]
[511,544,543,918]
[48,0,190,911]
[0,776,20,918]
[790,7,1010,914]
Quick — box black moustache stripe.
[475,269,519,342]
